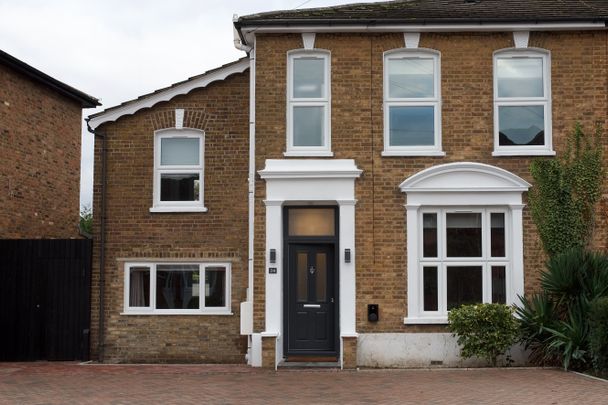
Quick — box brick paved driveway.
[1,363,606,404]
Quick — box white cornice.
[259,159,363,179]
[87,59,250,130]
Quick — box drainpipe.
[86,122,107,363]
[234,15,255,363]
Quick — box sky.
[0,0,384,211]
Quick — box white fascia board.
[87,59,250,130]
[241,22,605,38]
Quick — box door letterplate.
[303,304,321,308]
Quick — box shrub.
[448,303,520,367]
[528,123,603,257]
[517,249,608,370]
[589,297,608,373]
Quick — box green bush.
[589,297,608,373]
[448,303,520,367]
[517,249,608,370]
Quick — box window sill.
[403,316,448,325]
[382,150,446,157]
[283,151,334,157]
[149,206,208,213]
[121,310,233,316]
[492,149,556,157]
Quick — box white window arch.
[151,128,206,213]
[400,162,530,323]
[493,48,553,156]
[286,49,332,156]
[383,48,443,156]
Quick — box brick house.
[0,50,99,238]
[87,0,608,368]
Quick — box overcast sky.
[0,0,383,211]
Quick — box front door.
[286,243,336,355]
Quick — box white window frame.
[151,128,207,213]
[417,208,511,319]
[382,49,444,157]
[285,49,332,157]
[493,48,554,156]
[122,262,232,315]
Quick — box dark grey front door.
[286,244,336,355]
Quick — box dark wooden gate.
[0,239,92,361]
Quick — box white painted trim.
[286,49,331,155]
[493,48,553,156]
[283,151,334,157]
[259,159,362,179]
[404,32,421,49]
[513,31,530,48]
[302,32,316,49]
[123,261,232,315]
[87,59,250,130]
[383,49,443,155]
[152,128,206,212]
[400,163,529,324]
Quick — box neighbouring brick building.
[0,50,99,238]
[88,0,608,368]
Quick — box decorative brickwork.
[0,62,84,238]
[91,71,250,363]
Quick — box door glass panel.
[129,267,150,307]
[288,208,335,236]
[156,264,199,309]
[446,213,482,257]
[447,266,482,310]
[297,252,308,302]
[205,267,226,307]
[423,213,438,257]
[491,213,506,257]
[492,266,507,304]
[315,253,327,302]
[423,266,438,311]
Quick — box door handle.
[303,304,321,308]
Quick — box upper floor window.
[383,49,443,156]
[151,128,207,213]
[286,50,332,156]
[493,49,554,156]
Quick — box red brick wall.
[253,31,608,334]
[0,62,83,238]
[91,71,250,362]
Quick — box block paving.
[1,363,607,404]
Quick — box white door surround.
[256,159,362,368]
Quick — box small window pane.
[491,213,506,257]
[423,213,438,257]
[446,213,482,257]
[160,173,200,201]
[288,208,335,236]
[293,57,325,98]
[497,57,543,98]
[293,106,324,147]
[389,106,435,146]
[423,266,438,311]
[297,252,308,302]
[315,253,327,302]
[129,267,150,307]
[388,58,434,98]
[205,267,226,307]
[160,137,200,166]
[492,266,507,304]
[447,266,483,310]
[498,106,545,146]
[156,265,200,310]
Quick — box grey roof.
[236,0,608,27]
[0,49,99,108]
